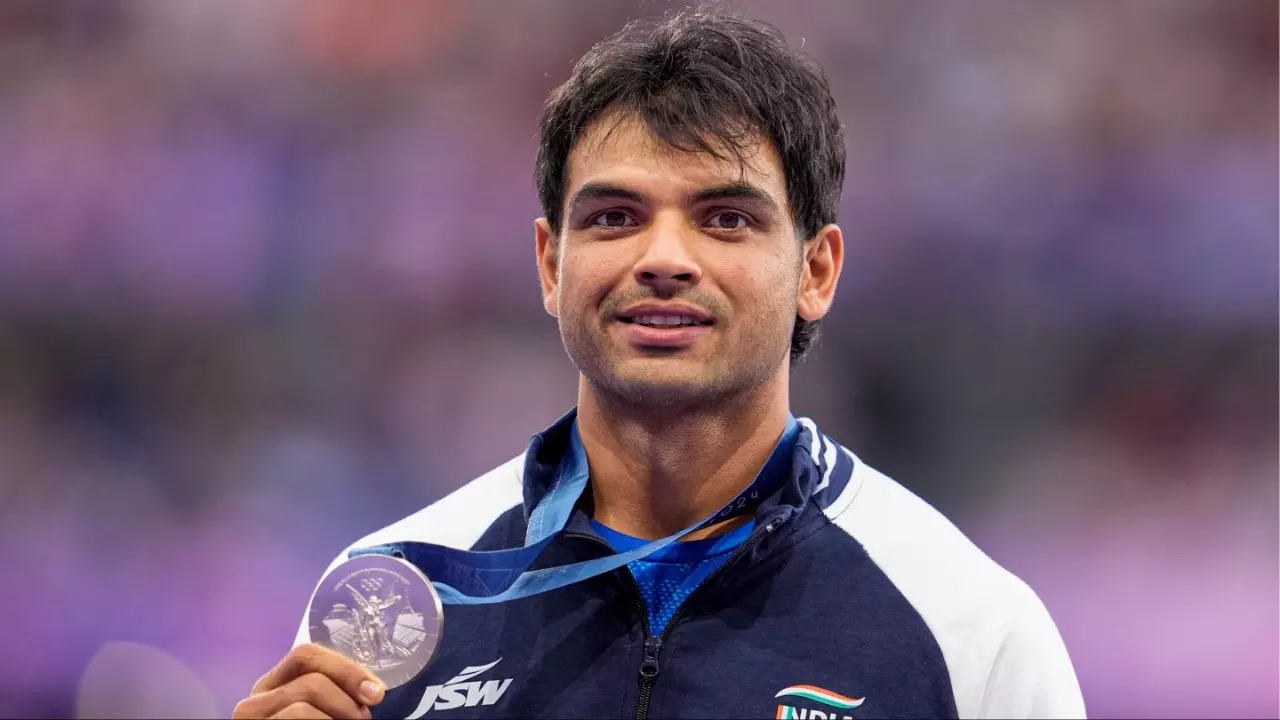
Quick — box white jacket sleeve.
[976,581,1086,719]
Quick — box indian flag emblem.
[774,685,865,718]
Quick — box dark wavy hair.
[535,9,846,363]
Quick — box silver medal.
[308,554,443,689]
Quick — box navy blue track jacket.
[296,412,1085,719]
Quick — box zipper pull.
[639,635,663,680]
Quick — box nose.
[634,215,701,294]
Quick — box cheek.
[561,251,624,313]
[719,255,795,312]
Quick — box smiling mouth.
[618,315,714,327]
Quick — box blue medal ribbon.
[350,417,801,605]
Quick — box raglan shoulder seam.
[820,445,1028,718]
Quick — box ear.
[535,218,560,317]
[797,223,844,322]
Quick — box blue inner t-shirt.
[575,417,800,633]
[590,517,756,632]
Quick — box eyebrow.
[566,180,781,218]
[565,182,646,219]
[689,182,780,213]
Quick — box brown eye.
[709,211,749,230]
[593,210,633,228]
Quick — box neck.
[577,374,792,541]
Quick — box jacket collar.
[519,408,825,532]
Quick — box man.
[235,9,1085,720]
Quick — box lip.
[615,302,713,325]
[613,301,715,349]
[618,321,712,348]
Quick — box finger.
[233,695,268,720]
[271,701,331,719]
[261,672,367,720]
[253,644,385,705]
[253,644,342,693]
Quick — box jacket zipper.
[568,518,781,720]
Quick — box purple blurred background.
[0,1,1275,717]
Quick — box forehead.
[564,111,787,202]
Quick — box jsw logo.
[405,658,513,717]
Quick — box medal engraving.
[308,554,442,689]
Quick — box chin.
[567,339,751,409]
[594,366,736,411]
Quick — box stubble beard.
[560,311,791,419]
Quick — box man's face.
[537,114,806,410]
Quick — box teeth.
[634,315,699,326]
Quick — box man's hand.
[233,644,386,719]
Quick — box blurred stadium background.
[0,1,1275,717]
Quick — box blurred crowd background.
[0,1,1275,717]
